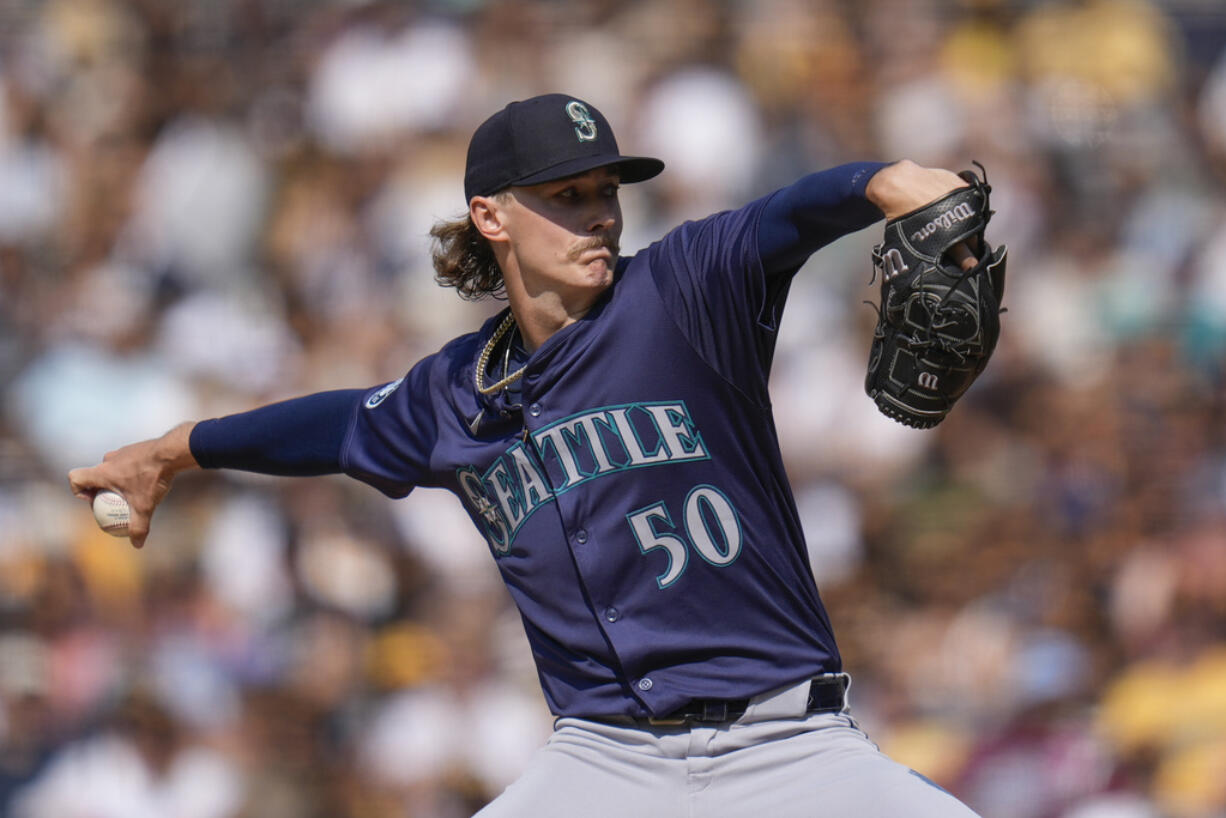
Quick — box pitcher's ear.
[470,194,508,242]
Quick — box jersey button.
[637,678,653,691]
[528,402,542,417]
[604,607,619,622]
[575,529,588,544]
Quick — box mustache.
[567,236,619,262]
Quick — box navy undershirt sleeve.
[757,161,889,276]
[189,389,363,476]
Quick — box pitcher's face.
[499,166,624,298]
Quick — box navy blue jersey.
[341,194,851,718]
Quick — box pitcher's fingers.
[127,511,150,549]
[67,467,102,502]
[951,242,977,271]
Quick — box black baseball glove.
[865,164,1007,429]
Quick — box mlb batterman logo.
[365,377,404,409]
[566,101,598,142]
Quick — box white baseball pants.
[475,678,980,818]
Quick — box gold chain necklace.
[474,312,526,395]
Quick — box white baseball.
[92,491,131,538]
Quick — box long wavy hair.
[430,196,509,300]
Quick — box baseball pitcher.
[69,94,1005,817]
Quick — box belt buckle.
[648,699,729,726]
[646,715,689,727]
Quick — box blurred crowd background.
[2,0,1226,815]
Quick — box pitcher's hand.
[68,422,198,548]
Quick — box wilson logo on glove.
[910,201,977,243]
[880,248,910,281]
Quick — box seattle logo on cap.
[565,101,598,142]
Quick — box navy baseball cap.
[464,94,665,201]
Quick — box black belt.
[643,674,848,727]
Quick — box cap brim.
[511,154,665,189]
